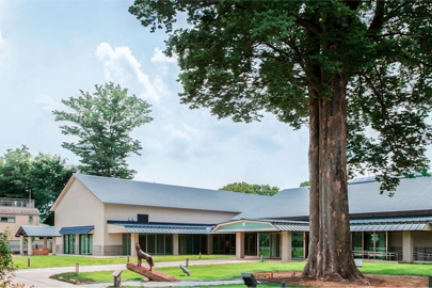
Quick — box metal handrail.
[352,250,399,260]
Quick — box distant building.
[51,174,432,262]
[0,198,40,240]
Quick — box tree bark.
[303,74,367,283]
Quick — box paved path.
[13,258,257,288]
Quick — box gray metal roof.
[15,225,61,237]
[120,223,213,234]
[0,207,40,216]
[213,217,430,233]
[273,222,309,232]
[350,216,432,232]
[59,226,94,235]
[74,174,270,213]
[234,177,432,220]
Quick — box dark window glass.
[147,234,156,254]
[165,234,173,255]
[122,234,131,255]
[64,235,75,254]
[137,214,149,223]
[79,234,93,255]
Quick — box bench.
[112,270,123,287]
[180,265,190,276]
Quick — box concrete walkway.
[13,258,257,288]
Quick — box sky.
[0,0,327,191]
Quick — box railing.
[414,252,432,261]
[0,198,34,208]
[353,251,399,261]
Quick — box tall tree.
[220,182,279,196]
[0,146,76,220]
[130,0,432,282]
[53,82,153,179]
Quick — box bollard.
[260,255,264,262]
[76,262,79,274]
[27,258,30,267]
[281,281,286,288]
[127,255,130,263]
[186,258,189,267]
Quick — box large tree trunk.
[302,74,367,283]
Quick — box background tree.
[53,82,153,179]
[0,146,76,221]
[220,182,279,196]
[299,181,310,188]
[130,0,432,282]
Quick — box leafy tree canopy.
[0,146,76,220]
[219,182,279,196]
[299,180,310,187]
[130,0,432,192]
[53,82,153,179]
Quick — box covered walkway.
[15,225,61,256]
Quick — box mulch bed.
[254,271,429,287]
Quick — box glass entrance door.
[258,233,281,258]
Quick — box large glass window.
[245,233,257,256]
[375,232,386,259]
[147,234,156,254]
[64,235,75,254]
[79,234,93,255]
[291,232,304,258]
[352,233,363,258]
[138,234,173,255]
[359,232,387,259]
[259,233,270,257]
[259,233,280,258]
[180,235,208,255]
[212,234,235,255]
[122,234,131,255]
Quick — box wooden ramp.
[126,263,180,282]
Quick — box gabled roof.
[55,174,270,213]
[15,225,61,237]
[233,176,432,220]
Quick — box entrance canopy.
[15,225,61,238]
[59,225,94,235]
[212,216,432,234]
[212,219,309,233]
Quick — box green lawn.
[51,260,432,285]
[359,262,432,276]
[53,261,306,283]
[13,254,234,269]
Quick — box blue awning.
[59,225,94,235]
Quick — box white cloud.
[0,30,3,45]
[151,48,177,64]
[95,42,161,101]
[34,93,63,113]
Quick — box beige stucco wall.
[0,213,40,240]
[53,178,105,250]
[105,204,237,226]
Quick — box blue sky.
[0,0,311,190]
